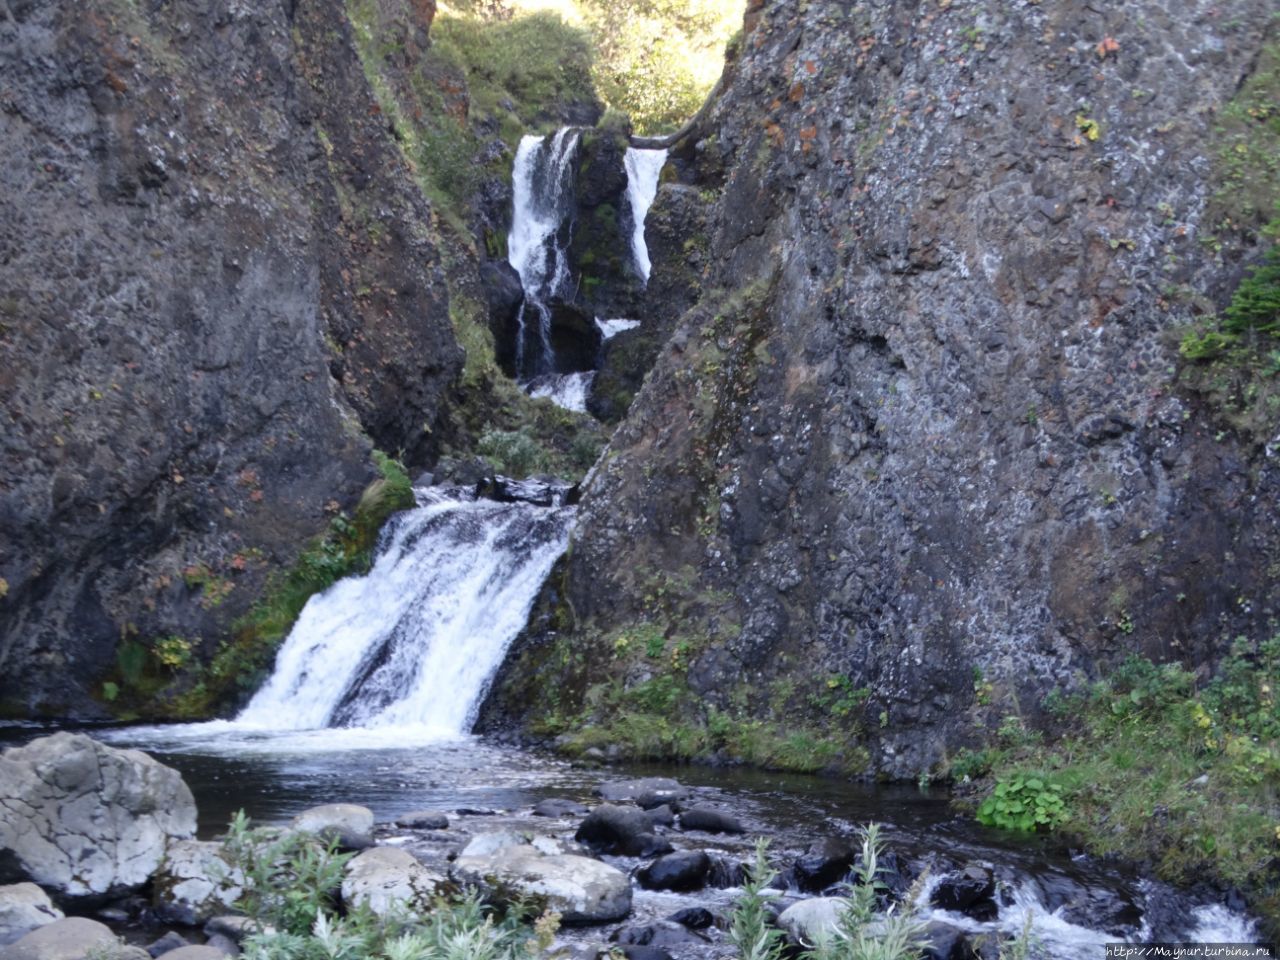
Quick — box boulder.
[644,805,675,828]
[152,840,243,925]
[156,948,233,960]
[789,838,856,893]
[532,798,589,818]
[594,778,688,806]
[610,921,704,947]
[203,916,259,944]
[341,847,444,917]
[452,841,630,924]
[575,805,672,857]
[145,932,190,957]
[394,810,450,830]
[636,851,711,892]
[666,906,715,930]
[0,883,63,946]
[921,921,982,960]
[202,934,239,957]
[677,807,745,834]
[616,947,672,960]
[777,898,847,947]
[932,864,997,920]
[289,804,374,851]
[0,734,197,900]
[5,917,119,960]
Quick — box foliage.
[728,839,786,960]
[976,775,1067,832]
[1222,242,1280,337]
[968,641,1280,911]
[577,0,740,134]
[477,427,548,477]
[222,813,542,960]
[222,811,353,937]
[1178,43,1280,441]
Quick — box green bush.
[1223,243,1280,336]
[977,775,1067,832]
[477,428,547,477]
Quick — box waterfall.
[237,487,572,736]
[623,147,668,282]
[507,129,581,380]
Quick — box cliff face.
[486,0,1280,775]
[0,0,460,715]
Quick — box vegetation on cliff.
[958,642,1280,928]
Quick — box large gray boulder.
[0,883,63,946]
[452,834,631,925]
[777,898,847,947]
[4,917,129,960]
[289,804,374,851]
[341,847,444,916]
[0,734,197,900]
[152,840,243,925]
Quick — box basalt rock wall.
[0,0,460,716]
[486,0,1280,776]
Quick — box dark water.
[1,720,1262,956]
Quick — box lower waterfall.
[235,486,572,736]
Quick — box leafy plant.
[728,839,786,960]
[801,824,929,960]
[477,427,547,477]
[977,775,1067,832]
[221,810,353,936]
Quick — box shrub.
[976,775,1067,832]
[477,427,547,476]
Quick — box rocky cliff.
[0,0,462,716]
[484,0,1280,777]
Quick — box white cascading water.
[507,129,581,379]
[527,370,595,413]
[623,147,668,282]
[237,488,572,736]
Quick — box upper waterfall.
[237,487,573,736]
[507,129,581,380]
[623,147,667,282]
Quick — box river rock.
[5,917,119,960]
[921,921,982,960]
[0,883,63,946]
[203,916,260,943]
[575,804,673,857]
[932,864,997,920]
[0,734,197,900]
[616,947,673,960]
[666,907,715,930]
[145,932,190,957]
[644,804,675,827]
[152,840,243,925]
[777,898,847,947]
[610,920,704,947]
[594,778,688,806]
[203,934,239,957]
[394,810,450,830]
[156,947,234,960]
[452,839,631,924]
[790,837,856,892]
[532,798,589,818]
[341,847,444,916]
[636,851,711,892]
[289,804,375,851]
[677,807,745,834]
